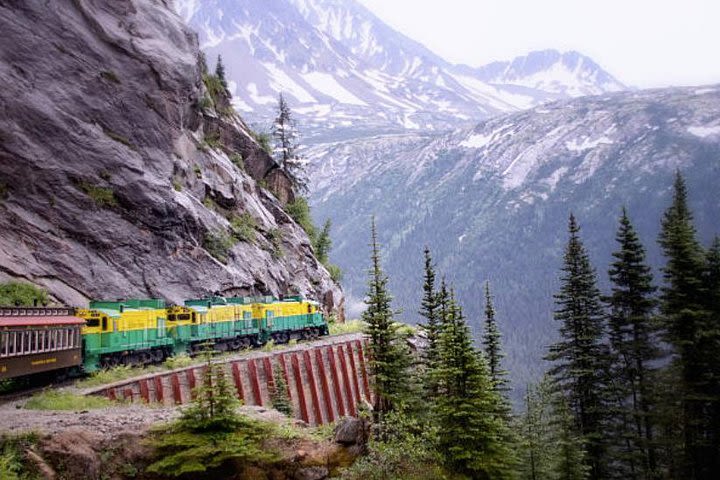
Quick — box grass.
[203,230,237,263]
[24,391,115,411]
[329,319,367,336]
[77,365,141,388]
[75,179,118,208]
[163,354,193,370]
[230,153,245,171]
[230,212,257,243]
[250,130,273,155]
[203,132,222,150]
[103,128,134,150]
[327,263,343,283]
[193,164,202,178]
[172,179,183,192]
[267,228,284,258]
[0,433,38,480]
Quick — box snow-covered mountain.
[307,85,720,390]
[174,0,625,141]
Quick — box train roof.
[0,307,85,327]
[89,299,166,310]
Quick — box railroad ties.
[84,334,373,426]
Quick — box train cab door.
[266,310,274,331]
[157,317,166,339]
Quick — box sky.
[357,0,720,88]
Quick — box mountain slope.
[308,85,720,389]
[175,0,624,141]
[0,0,342,315]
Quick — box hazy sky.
[357,0,720,88]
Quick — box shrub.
[146,348,275,477]
[194,164,202,178]
[270,364,293,416]
[267,228,283,258]
[327,263,343,283]
[230,212,257,243]
[203,230,236,264]
[172,180,182,192]
[24,391,115,410]
[286,197,316,241]
[77,365,157,388]
[198,95,214,111]
[164,354,193,370]
[230,153,245,171]
[202,73,226,106]
[0,433,38,480]
[0,282,48,307]
[250,130,272,155]
[103,128,134,150]
[75,180,118,208]
[204,131,222,150]
[329,319,367,336]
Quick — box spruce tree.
[546,214,610,480]
[314,219,332,265]
[432,291,516,479]
[483,281,508,392]
[658,172,711,478]
[606,208,659,479]
[419,246,440,369]
[361,217,414,416]
[272,93,307,194]
[215,54,227,89]
[270,363,293,416]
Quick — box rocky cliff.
[0,0,343,316]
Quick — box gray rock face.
[0,0,343,316]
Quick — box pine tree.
[432,291,516,479]
[419,247,440,369]
[546,214,610,480]
[272,93,307,194]
[658,172,712,478]
[314,219,332,265]
[198,51,208,75]
[215,55,227,89]
[270,363,293,416]
[606,208,660,479]
[554,396,591,480]
[361,217,414,417]
[703,236,720,476]
[483,281,508,392]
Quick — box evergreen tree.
[361,217,414,416]
[215,54,227,89]
[546,214,610,480]
[432,290,516,479]
[658,172,712,478]
[606,208,660,479]
[554,396,591,480]
[270,363,293,416]
[314,219,332,265]
[198,51,208,75]
[272,93,308,194]
[483,281,508,392]
[419,246,440,369]
[703,236,720,476]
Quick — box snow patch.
[262,63,316,103]
[565,136,613,152]
[301,72,367,105]
[687,125,720,138]
[459,124,515,149]
[247,83,276,105]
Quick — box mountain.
[174,0,624,141]
[0,0,342,315]
[307,85,720,390]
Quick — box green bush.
[329,319,367,336]
[76,365,141,388]
[146,349,276,477]
[202,73,226,106]
[75,180,118,208]
[230,153,245,171]
[203,230,236,264]
[204,132,222,150]
[250,130,272,155]
[198,95,214,111]
[230,212,257,243]
[0,282,48,307]
[267,228,284,258]
[24,391,115,411]
[286,197,316,241]
[164,354,194,370]
[103,129,134,150]
[172,180,183,192]
[194,164,202,178]
[0,433,38,480]
[327,263,343,283]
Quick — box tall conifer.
[606,208,659,479]
[658,172,711,478]
[483,281,508,392]
[546,214,610,480]
[215,55,227,89]
[361,217,413,416]
[432,291,516,479]
[419,247,440,368]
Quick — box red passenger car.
[0,307,84,380]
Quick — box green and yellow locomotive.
[0,295,328,380]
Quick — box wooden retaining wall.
[84,334,372,426]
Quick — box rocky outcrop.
[0,0,343,316]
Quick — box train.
[0,295,328,381]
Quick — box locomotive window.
[167,314,176,321]
[0,332,6,357]
[243,311,251,320]
[102,317,108,331]
[86,318,100,327]
[178,314,191,321]
[307,305,312,313]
